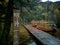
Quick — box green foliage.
[14,0,37,10]
[14,0,60,27]
[28,2,59,24]
[54,1,60,28]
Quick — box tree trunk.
[13,9,20,45]
[0,0,13,45]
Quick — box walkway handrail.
[25,25,60,45]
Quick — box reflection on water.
[28,42,36,45]
[19,25,37,45]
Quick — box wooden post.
[13,9,20,45]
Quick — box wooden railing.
[25,25,60,45]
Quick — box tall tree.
[54,2,60,28]
[0,0,13,45]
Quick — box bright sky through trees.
[42,0,60,2]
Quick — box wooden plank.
[25,25,60,45]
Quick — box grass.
[38,23,51,30]
[19,25,31,42]
[37,23,60,38]
[55,28,60,38]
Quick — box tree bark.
[0,0,13,45]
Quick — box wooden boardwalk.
[25,25,60,45]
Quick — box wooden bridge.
[25,25,60,45]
